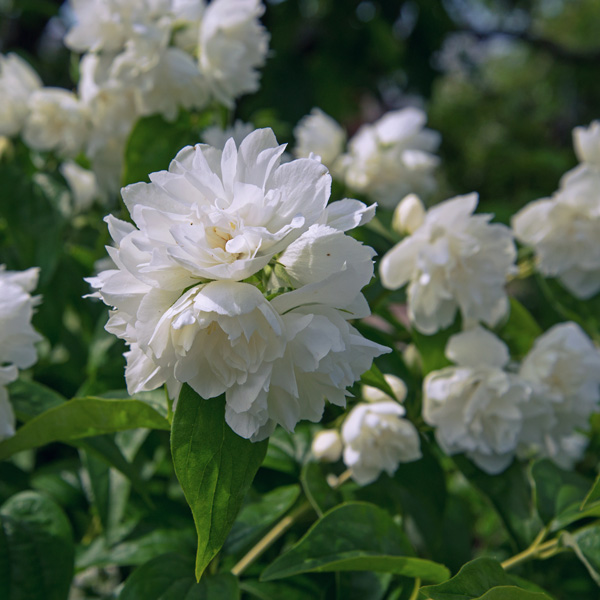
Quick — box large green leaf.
[224,485,301,555]
[171,385,268,580]
[260,502,449,583]
[560,524,600,586]
[120,552,239,599]
[581,472,600,510]
[0,397,170,460]
[454,458,542,549]
[530,459,594,530]
[421,557,552,600]
[0,491,74,600]
[300,462,341,517]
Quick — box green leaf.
[240,576,328,600]
[530,459,590,525]
[359,362,396,399]
[560,525,600,586]
[8,379,65,422]
[260,502,449,583]
[497,298,542,359]
[454,457,542,549]
[223,485,301,555]
[262,422,316,476]
[0,491,74,600]
[171,385,268,580]
[421,557,552,600]
[120,552,239,600]
[77,528,196,570]
[0,397,170,461]
[300,462,342,517]
[581,472,600,510]
[123,111,203,186]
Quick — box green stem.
[501,528,558,571]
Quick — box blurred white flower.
[89,128,389,440]
[513,122,600,300]
[518,322,600,468]
[293,108,346,168]
[380,193,517,334]
[0,53,42,137]
[339,107,440,209]
[311,429,343,462]
[342,401,421,485]
[0,366,18,441]
[573,120,600,168]
[391,193,426,235]
[199,0,269,107]
[423,327,530,474]
[202,120,256,150]
[0,266,42,370]
[64,0,173,53]
[23,88,91,157]
[362,373,407,403]
[60,161,105,214]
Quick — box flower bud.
[311,429,343,462]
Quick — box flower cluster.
[89,129,389,441]
[0,266,42,441]
[311,373,421,485]
[512,121,600,299]
[293,107,440,209]
[379,193,517,334]
[0,0,269,198]
[423,324,600,473]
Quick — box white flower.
[518,322,600,468]
[513,126,600,300]
[391,193,426,235]
[339,107,440,209]
[64,0,173,53]
[110,38,209,121]
[423,327,530,474]
[202,120,256,150]
[198,0,269,107]
[60,161,105,214]
[0,53,42,137]
[293,108,346,167]
[107,128,331,285]
[0,366,18,441]
[89,128,389,440]
[23,88,91,157]
[362,373,407,403]
[342,401,421,485]
[0,266,42,370]
[380,193,517,334]
[573,120,600,168]
[311,429,343,462]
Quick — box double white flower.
[512,121,600,299]
[89,129,388,440]
[423,327,530,474]
[338,107,440,209]
[424,323,600,473]
[380,193,517,334]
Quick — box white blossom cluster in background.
[0,266,42,441]
[293,106,440,209]
[88,128,389,441]
[0,0,270,198]
[312,374,421,485]
[380,193,517,334]
[513,121,600,300]
[423,323,600,474]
